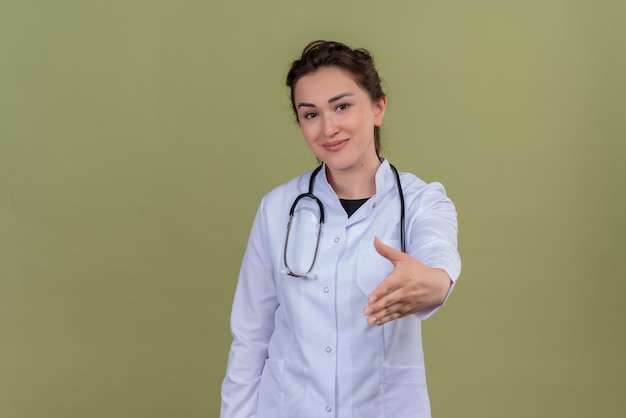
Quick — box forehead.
[294,67,365,102]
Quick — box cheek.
[299,124,318,144]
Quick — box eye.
[303,112,318,120]
[336,103,351,112]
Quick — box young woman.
[221,40,461,418]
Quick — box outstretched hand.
[363,237,452,326]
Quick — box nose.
[322,115,339,138]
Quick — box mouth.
[322,139,349,152]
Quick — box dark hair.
[286,40,386,155]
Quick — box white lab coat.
[221,159,461,418]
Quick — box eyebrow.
[297,92,355,109]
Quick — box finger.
[366,271,400,309]
[366,300,407,325]
[373,236,409,265]
[376,309,405,325]
[364,281,402,317]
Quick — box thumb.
[373,236,407,265]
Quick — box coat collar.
[312,158,398,222]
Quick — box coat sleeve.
[408,181,462,320]
[221,198,279,417]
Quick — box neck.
[326,158,381,199]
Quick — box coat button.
[334,237,340,243]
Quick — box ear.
[373,96,387,126]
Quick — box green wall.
[1,1,624,417]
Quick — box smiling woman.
[294,67,387,195]
[220,40,461,418]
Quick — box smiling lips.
[322,139,349,152]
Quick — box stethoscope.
[282,163,406,278]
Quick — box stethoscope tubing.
[283,163,406,278]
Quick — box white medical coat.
[221,159,461,418]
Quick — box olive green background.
[1,1,624,417]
